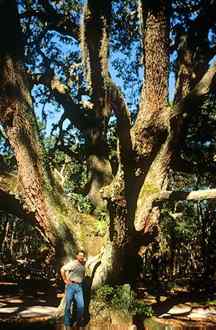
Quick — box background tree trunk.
[81,0,113,208]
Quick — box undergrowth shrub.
[92,284,153,317]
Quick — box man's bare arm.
[60,266,69,284]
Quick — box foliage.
[95,284,114,303]
[93,284,153,317]
[43,135,94,213]
[177,95,216,172]
[0,128,15,169]
[69,192,94,213]
[0,212,56,282]
[94,217,109,236]
[151,198,216,280]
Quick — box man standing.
[60,250,86,330]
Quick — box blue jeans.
[64,283,84,326]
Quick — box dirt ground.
[1,282,216,329]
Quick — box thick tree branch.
[109,81,133,159]
[173,0,216,102]
[134,64,216,231]
[82,0,111,119]
[155,188,216,203]
[173,63,216,117]
[31,73,91,131]
[168,64,216,160]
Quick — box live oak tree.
[0,0,216,286]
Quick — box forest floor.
[0,280,60,329]
[1,280,216,329]
[136,283,216,329]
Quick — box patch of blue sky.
[110,45,177,109]
[109,41,143,113]
[41,31,80,62]
[209,55,216,66]
[169,51,178,103]
[208,29,216,44]
[169,71,176,103]
[208,30,216,65]
[34,98,63,135]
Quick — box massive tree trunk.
[91,0,216,286]
[133,0,170,231]
[0,0,80,264]
[91,0,170,286]
[0,0,51,236]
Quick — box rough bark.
[0,0,58,244]
[135,0,169,130]
[132,0,170,231]
[155,189,216,202]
